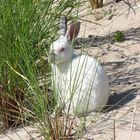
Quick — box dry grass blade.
[50,113,76,140]
[124,0,136,16]
[129,90,140,140]
[113,119,116,140]
[78,18,101,25]
[88,0,103,9]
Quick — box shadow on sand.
[105,88,138,112]
[76,27,140,47]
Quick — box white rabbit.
[49,17,109,115]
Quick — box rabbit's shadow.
[105,88,137,112]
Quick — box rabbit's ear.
[66,21,80,41]
[59,17,67,36]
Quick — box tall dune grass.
[0,0,81,139]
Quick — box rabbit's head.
[49,17,80,65]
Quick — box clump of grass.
[113,31,125,42]
[0,0,81,139]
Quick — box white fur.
[50,22,109,115]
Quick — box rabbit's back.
[69,55,109,114]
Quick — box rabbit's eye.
[59,47,65,53]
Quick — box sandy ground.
[0,0,140,139]
[77,1,140,139]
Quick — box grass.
[0,0,81,139]
[113,31,125,42]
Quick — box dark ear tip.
[77,21,80,29]
[60,16,67,36]
[70,21,80,25]
[77,21,80,25]
[73,21,80,29]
